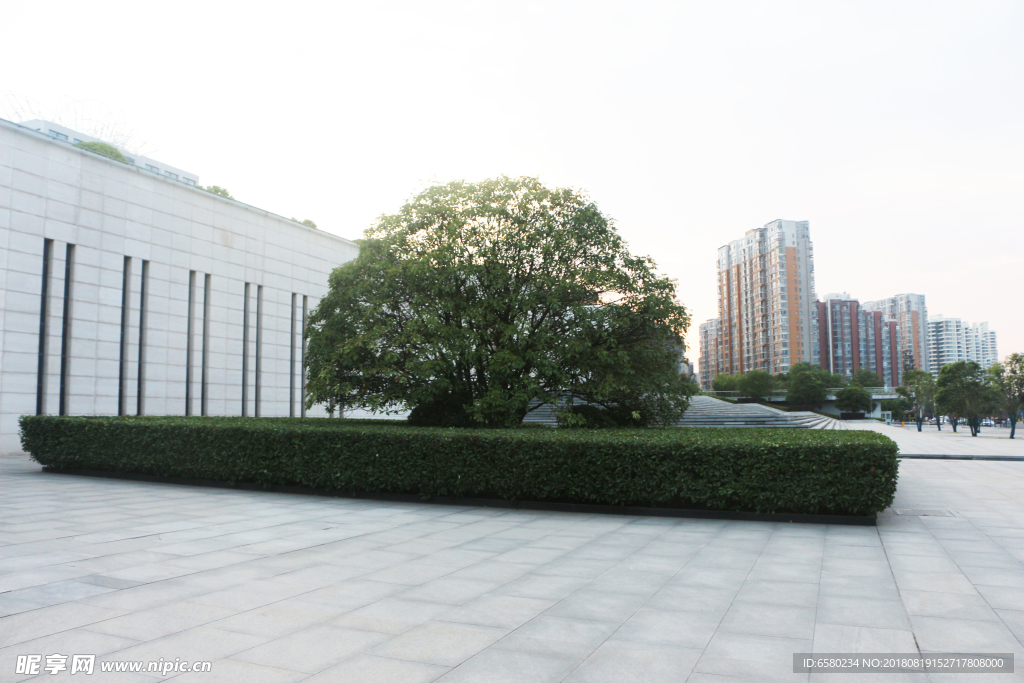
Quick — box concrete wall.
[0,119,359,452]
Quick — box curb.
[898,454,1024,462]
[40,467,877,526]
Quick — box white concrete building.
[18,120,199,187]
[964,321,999,370]
[0,118,359,452]
[927,315,964,376]
[927,315,999,376]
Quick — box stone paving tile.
[3,455,1024,681]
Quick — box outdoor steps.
[523,395,847,429]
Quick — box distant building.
[716,219,817,376]
[927,315,964,375]
[698,318,721,391]
[17,119,200,186]
[964,322,999,370]
[816,292,901,387]
[929,316,998,375]
[862,293,928,374]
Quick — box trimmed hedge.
[19,416,899,516]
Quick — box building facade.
[716,219,817,376]
[0,118,359,452]
[18,120,199,187]
[698,317,721,391]
[927,315,999,376]
[816,292,901,386]
[927,315,964,376]
[861,293,928,374]
[964,322,999,370]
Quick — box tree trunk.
[1011,417,1017,439]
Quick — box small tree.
[738,370,774,400]
[852,369,884,388]
[898,369,935,432]
[835,385,872,415]
[788,372,827,408]
[880,397,911,421]
[987,353,1024,439]
[712,374,740,392]
[935,361,998,437]
[74,141,128,163]
[292,218,318,229]
[203,185,233,199]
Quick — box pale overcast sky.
[3,0,1022,360]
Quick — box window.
[183,178,196,186]
[145,164,160,173]
[49,130,68,141]
[164,171,179,180]
[73,138,83,144]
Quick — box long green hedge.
[19,416,899,516]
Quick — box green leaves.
[20,416,899,516]
[305,177,692,427]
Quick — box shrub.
[74,141,128,163]
[20,416,899,516]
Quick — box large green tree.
[738,370,774,400]
[987,353,1024,439]
[852,368,884,388]
[834,385,872,415]
[935,361,998,437]
[897,369,935,432]
[788,372,827,408]
[305,177,694,427]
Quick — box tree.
[203,185,233,199]
[292,218,318,229]
[712,374,739,392]
[880,397,911,421]
[74,141,127,163]
[852,369,884,388]
[897,369,935,432]
[987,354,1024,439]
[738,370,774,400]
[834,385,872,415]
[305,177,694,427]
[935,361,999,437]
[788,372,827,408]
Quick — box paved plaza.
[1,444,1023,682]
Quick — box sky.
[3,0,1022,361]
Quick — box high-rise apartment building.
[861,294,928,373]
[964,322,999,370]
[816,293,901,386]
[929,316,999,375]
[928,315,964,375]
[716,220,817,375]
[698,318,722,391]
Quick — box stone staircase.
[522,395,846,429]
[680,396,846,430]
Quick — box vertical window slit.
[242,282,250,416]
[201,273,211,416]
[137,260,148,415]
[290,293,297,418]
[36,239,53,415]
[255,285,263,418]
[59,243,75,416]
[186,270,195,416]
[118,256,132,416]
